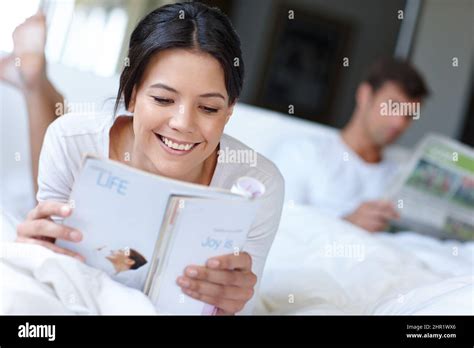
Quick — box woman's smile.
[155,132,202,155]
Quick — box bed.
[2,203,472,315]
[1,65,472,315]
[255,204,473,315]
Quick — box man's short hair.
[127,248,147,270]
[364,57,429,99]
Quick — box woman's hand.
[16,201,85,261]
[176,252,257,315]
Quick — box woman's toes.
[7,11,48,90]
[12,11,47,56]
[0,55,23,89]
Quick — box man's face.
[106,248,135,273]
[360,81,422,146]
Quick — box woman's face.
[128,48,234,182]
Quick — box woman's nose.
[168,104,197,133]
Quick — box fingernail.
[207,259,220,268]
[70,230,82,241]
[178,277,190,288]
[186,268,198,278]
[60,205,71,215]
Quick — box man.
[89,246,148,290]
[275,58,429,232]
[97,246,148,274]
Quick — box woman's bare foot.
[0,10,63,193]
[0,11,47,91]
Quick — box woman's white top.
[36,111,285,314]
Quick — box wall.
[231,0,473,147]
[231,0,405,127]
[397,0,474,146]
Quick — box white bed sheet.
[255,204,473,315]
[1,203,472,315]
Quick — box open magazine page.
[386,134,474,240]
[147,196,259,314]
[57,155,252,291]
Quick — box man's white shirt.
[274,132,399,217]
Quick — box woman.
[13,2,284,314]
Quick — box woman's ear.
[224,101,236,125]
[128,86,137,113]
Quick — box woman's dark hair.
[114,1,244,115]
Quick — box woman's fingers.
[215,307,234,315]
[16,236,85,261]
[17,201,83,261]
[177,276,253,301]
[181,288,245,314]
[176,254,257,314]
[27,201,72,220]
[17,218,82,242]
[182,265,256,287]
[206,252,253,271]
[177,256,257,314]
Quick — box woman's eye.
[200,105,219,114]
[152,97,173,105]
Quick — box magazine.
[57,155,264,314]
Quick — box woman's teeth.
[160,135,196,151]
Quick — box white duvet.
[0,242,157,315]
[1,204,473,315]
[0,207,156,315]
[255,204,473,315]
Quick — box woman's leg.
[0,11,63,194]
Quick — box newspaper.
[386,133,474,241]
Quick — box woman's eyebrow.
[149,83,178,93]
[199,92,225,100]
[149,83,225,100]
